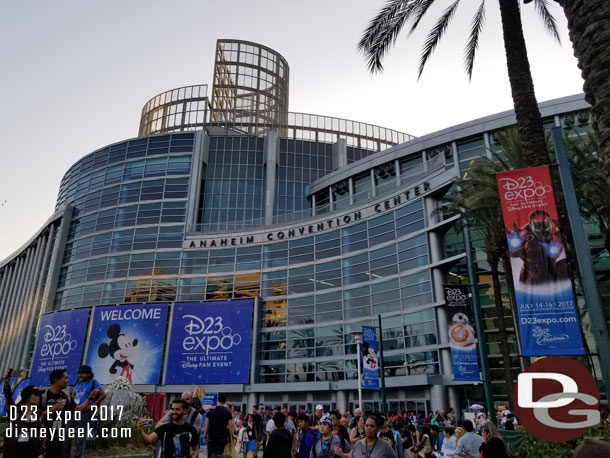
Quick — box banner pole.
[551,127,610,401]
[377,314,387,415]
[356,340,362,411]
[462,226,496,419]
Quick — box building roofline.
[308,93,588,193]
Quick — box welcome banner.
[86,304,169,384]
[166,299,254,384]
[361,325,380,390]
[443,285,481,381]
[30,308,91,385]
[497,166,584,356]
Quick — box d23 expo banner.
[30,308,91,385]
[0,374,15,416]
[86,303,169,384]
[361,325,380,390]
[166,299,254,384]
[443,285,481,381]
[497,165,584,356]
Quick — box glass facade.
[202,137,265,224]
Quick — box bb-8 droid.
[448,312,476,350]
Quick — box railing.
[138,88,414,152]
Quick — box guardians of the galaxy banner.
[497,166,584,356]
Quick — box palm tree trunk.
[498,0,548,167]
[556,0,610,181]
[490,256,516,412]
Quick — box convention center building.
[0,39,599,416]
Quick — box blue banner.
[498,166,585,356]
[30,308,91,386]
[361,325,380,390]
[166,300,254,384]
[0,375,16,416]
[13,378,32,404]
[86,304,169,384]
[203,394,217,406]
[444,285,481,381]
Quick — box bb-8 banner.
[443,285,481,381]
[497,165,584,356]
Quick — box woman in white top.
[439,427,456,457]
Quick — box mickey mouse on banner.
[361,341,378,370]
[98,324,138,383]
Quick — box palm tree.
[358,0,560,167]
[552,1,610,183]
[560,129,610,255]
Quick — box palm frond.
[358,0,419,73]
[417,0,461,79]
[407,0,436,36]
[464,0,486,80]
[533,0,561,44]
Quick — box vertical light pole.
[378,314,387,414]
[354,332,363,412]
[552,127,610,401]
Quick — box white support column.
[6,246,37,369]
[336,390,347,414]
[429,384,448,414]
[332,138,347,170]
[41,210,71,313]
[395,159,401,187]
[447,386,462,420]
[2,257,26,370]
[19,233,49,371]
[247,392,258,409]
[264,131,279,225]
[0,263,17,372]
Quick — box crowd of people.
[195,403,610,458]
[3,369,610,458]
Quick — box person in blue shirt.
[455,420,482,458]
[66,365,106,458]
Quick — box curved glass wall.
[54,133,195,309]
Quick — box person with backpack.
[263,412,293,458]
[296,413,317,458]
[309,414,352,458]
[65,365,106,458]
[330,410,350,446]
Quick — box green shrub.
[516,424,610,458]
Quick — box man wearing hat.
[311,404,325,431]
[66,365,106,458]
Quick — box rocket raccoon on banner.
[497,165,584,356]
[443,285,481,381]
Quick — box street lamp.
[354,331,363,413]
